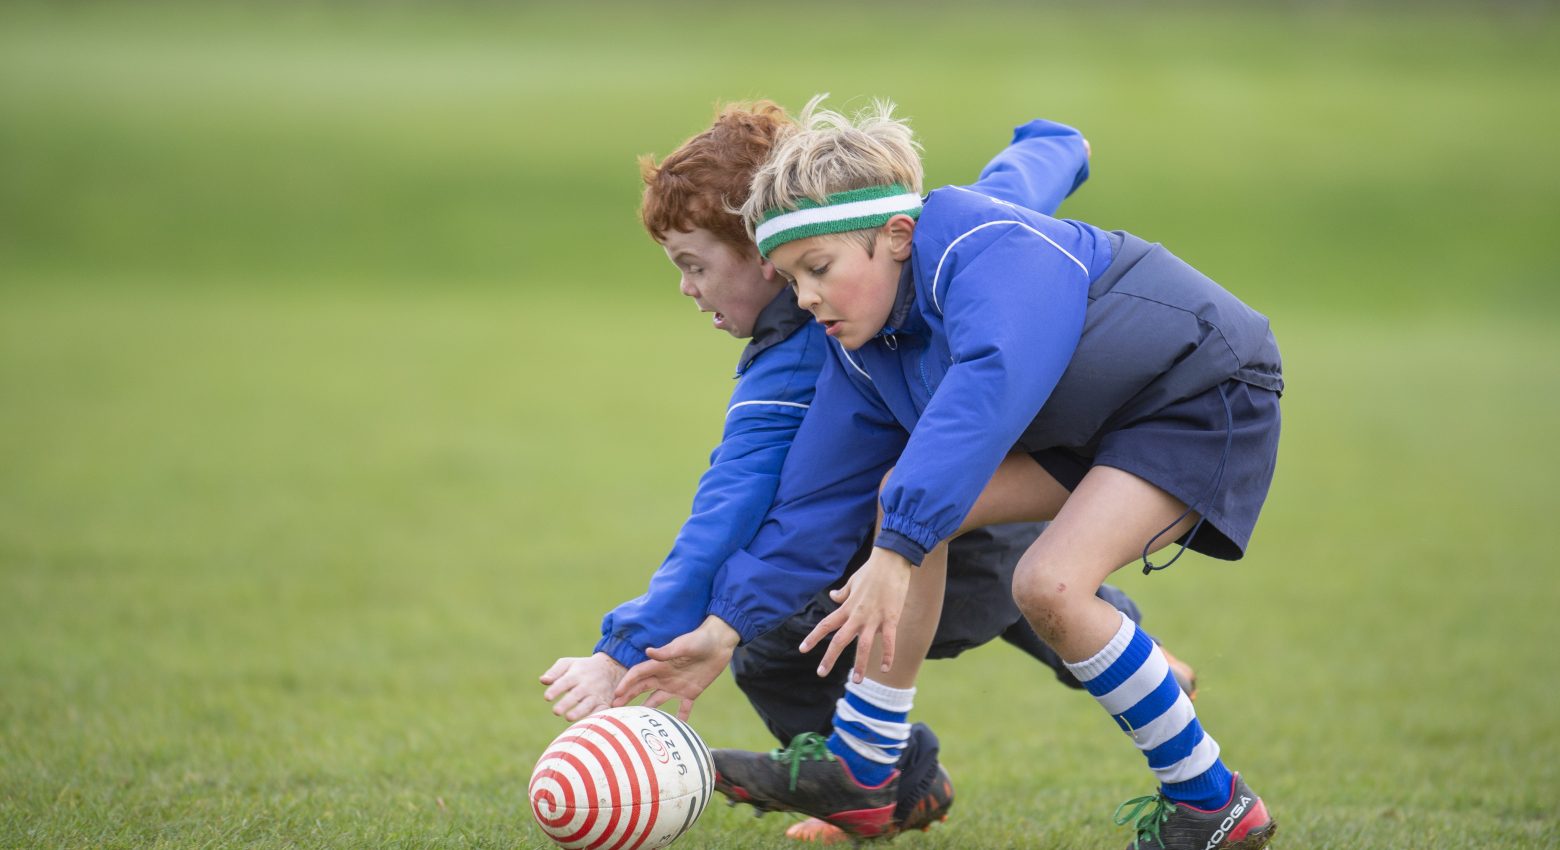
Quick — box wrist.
[700,615,741,650]
[592,651,628,674]
[871,545,917,570]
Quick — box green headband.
[755,184,922,257]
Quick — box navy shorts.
[1030,378,1281,561]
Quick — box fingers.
[645,632,693,663]
[644,690,686,719]
[552,686,584,718]
[564,694,607,722]
[640,690,695,722]
[799,607,848,654]
[609,683,643,708]
[851,625,875,685]
[545,670,612,719]
[816,620,859,678]
[539,657,572,685]
[614,673,646,704]
[542,671,575,703]
[826,614,896,683]
[614,663,661,703]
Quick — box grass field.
[3,3,1559,848]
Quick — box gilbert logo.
[1203,795,1252,850]
[641,729,671,763]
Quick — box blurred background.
[3,2,1557,848]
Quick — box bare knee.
[1012,557,1088,641]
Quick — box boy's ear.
[884,214,916,261]
[759,257,777,281]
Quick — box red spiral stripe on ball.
[531,750,599,842]
[593,714,660,850]
[566,724,637,850]
[529,750,581,828]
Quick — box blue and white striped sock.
[1066,611,1234,810]
[825,678,913,787]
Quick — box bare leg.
[961,451,1072,529]
[1007,465,1199,660]
[966,452,1202,692]
[987,462,1269,830]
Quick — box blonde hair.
[740,95,924,243]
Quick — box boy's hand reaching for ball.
[613,615,739,722]
[800,546,913,684]
[539,652,626,722]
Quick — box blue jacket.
[708,167,1284,644]
[596,120,1093,667]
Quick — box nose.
[679,275,698,298]
[794,280,821,312]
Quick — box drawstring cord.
[1139,383,1234,575]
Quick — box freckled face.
[769,232,902,350]
[660,228,785,339]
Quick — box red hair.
[640,100,794,256]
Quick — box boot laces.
[768,732,837,791]
[1113,792,1174,848]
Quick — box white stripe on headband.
[755,189,922,256]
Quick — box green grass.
[3,3,1559,848]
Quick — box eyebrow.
[671,251,700,265]
[774,245,828,274]
[795,248,829,266]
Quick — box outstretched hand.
[799,547,913,684]
[539,652,626,722]
[614,615,739,722]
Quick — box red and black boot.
[713,732,899,839]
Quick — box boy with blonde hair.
[647,97,1281,849]
[541,100,1196,843]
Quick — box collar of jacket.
[737,286,813,375]
[876,256,927,340]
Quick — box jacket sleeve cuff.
[593,634,649,670]
[706,597,762,645]
[874,529,928,566]
[878,512,942,564]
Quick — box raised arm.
[964,118,1091,214]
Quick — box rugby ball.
[528,706,715,850]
